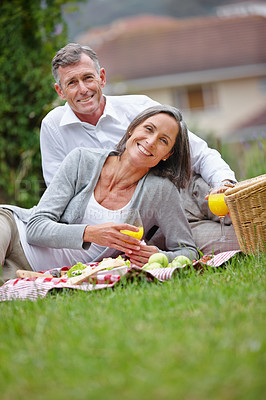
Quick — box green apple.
[148,253,168,267]
[142,263,150,270]
[172,255,192,267]
[143,262,163,270]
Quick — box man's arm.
[40,117,67,186]
[188,130,236,186]
[40,95,236,187]
[134,97,236,185]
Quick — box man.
[40,43,239,254]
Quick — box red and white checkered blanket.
[0,251,241,302]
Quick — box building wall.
[120,76,266,139]
[217,77,266,133]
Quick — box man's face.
[55,53,106,122]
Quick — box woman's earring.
[162,158,167,161]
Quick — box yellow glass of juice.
[119,209,143,242]
[208,193,228,217]
[208,191,229,241]
[120,226,144,241]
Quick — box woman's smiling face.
[125,113,179,168]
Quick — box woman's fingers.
[83,222,141,251]
[126,245,158,266]
[108,238,141,253]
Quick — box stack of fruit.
[142,253,192,270]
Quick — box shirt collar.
[60,103,82,127]
[102,96,122,124]
[59,96,122,127]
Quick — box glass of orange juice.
[208,189,229,241]
[119,209,143,242]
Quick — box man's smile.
[78,95,93,103]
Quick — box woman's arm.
[128,176,198,266]
[27,148,147,253]
[26,148,90,249]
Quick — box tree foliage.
[0,0,84,207]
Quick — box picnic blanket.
[0,250,241,302]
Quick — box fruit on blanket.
[142,253,169,270]
[148,253,169,267]
[171,255,192,267]
[142,263,150,269]
[143,262,163,270]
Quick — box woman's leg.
[0,209,32,284]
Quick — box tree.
[0,0,84,207]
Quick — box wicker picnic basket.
[224,174,266,254]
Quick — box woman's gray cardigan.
[7,148,198,262]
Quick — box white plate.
[96,265,128,276]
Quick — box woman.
[0,105,198,283]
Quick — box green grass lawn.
[1,252,265,400]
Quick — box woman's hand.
[125,243,159,267]
[83,222,141,253]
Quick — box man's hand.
[205,180,236,200]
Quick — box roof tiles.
[77,14,266,82]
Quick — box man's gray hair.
[52,43,101,86]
